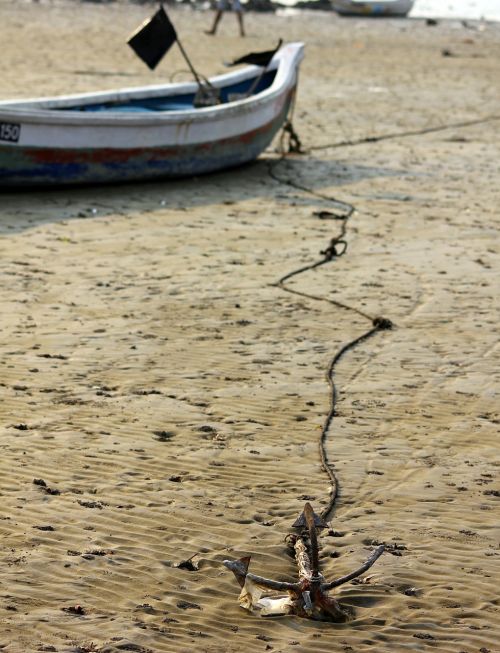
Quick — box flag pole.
[156,2,204,88]
[175,36,219,106]
[242,41,282,99]
[175,37,205,90]
[245,63,269,99]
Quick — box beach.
[0,1,499,652]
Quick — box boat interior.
[59,69,277,113]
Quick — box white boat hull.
[331,0,414,17]
[0,42,304,186]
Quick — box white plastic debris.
[238,577,293,616]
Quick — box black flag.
[226,40,283,68]
[128,5,177,70]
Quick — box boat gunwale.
[0,43,304,128]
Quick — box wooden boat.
[0,42,304,187]
[331,0,414,17]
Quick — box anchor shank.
[294,536,313,582]
[304,502,320,576]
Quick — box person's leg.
[232,0,245,36]
[206,9,223,35]
[236,10,245,37]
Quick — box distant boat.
[0,42,304,187]
[331,0,414,17]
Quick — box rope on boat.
[280,120,304,154]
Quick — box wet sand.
[0,2,499,652]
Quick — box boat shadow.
[0,155,406,234]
